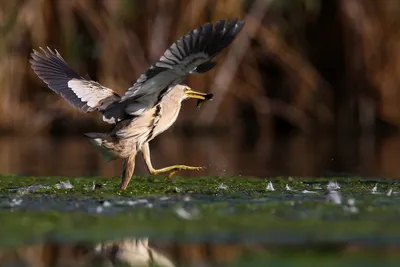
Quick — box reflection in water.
[0,237,399,267]
[95,238,175,267]
[0,132,400,178]
[0,237,253,267]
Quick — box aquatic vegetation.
[1,174,400,265]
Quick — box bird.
[29,19,245,190]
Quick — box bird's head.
[182,86,213,109]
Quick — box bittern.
[30,19,245,190]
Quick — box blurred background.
[1,0,400,179]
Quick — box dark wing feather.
[120,19,245,116]
[30,47,120,116]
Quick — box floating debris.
[371,184,382,194]
[372,184,377,193]
[10,184,51,195]
[285,184,294,191]
[115,199,149,207]
[327,181,340,191]
[313,184,322,190]
[218,183,228,190]
[55,181,73,189]
[301,190,318,194]
[9,198,22,207]
[159,196,170,201]
[387,188,393,197]
[89,182,96,191]
[174,187,182,193]
[10,181,73,194]
[326,180,341,204]
[266,181,275,191]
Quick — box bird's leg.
[141,142,204,178]
[120,152,137,190]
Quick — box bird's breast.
[152,102,181,138]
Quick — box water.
[1,177,400,266]
[1,132,400,179]
[2,133,400,266]
[1,238,399,267]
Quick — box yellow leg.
[141,142,204,178]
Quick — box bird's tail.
[84,132,119,162]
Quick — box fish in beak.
[184,88,213,109]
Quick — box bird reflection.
[0,236,266,267]
[0,237,174,267]
[94,238,174,267]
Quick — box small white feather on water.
[55,181,73,189]
[266,181,275,191]
[371,183,382,194]
[11,184,50,195]
[174,187,182,193]
[285,184,294,191]
[302,190,318,194]
[313,184,323,190]
[327,181,340,191]
[115,199,149,206]
[10,198,22,207]
[90,182,96,190]
[372,183,377,193]
[387,188,393,196]
[218,183,228,190]
[326,179,342,204]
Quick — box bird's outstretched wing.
[119,19,245,116]
[30,48,121,115]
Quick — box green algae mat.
[1,175,400,266]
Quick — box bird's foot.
[151,165,204,178]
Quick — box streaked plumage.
[30,19,245,190]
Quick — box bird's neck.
[152,94,183,138]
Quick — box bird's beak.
[184,88,213,101]
[185,88,213,110]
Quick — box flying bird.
[30,19,245,190]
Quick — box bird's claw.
[167,166,205,178]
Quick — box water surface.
[1,132,400,179]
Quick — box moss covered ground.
[1,175,400,265]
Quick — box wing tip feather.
[121,18,245,104]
